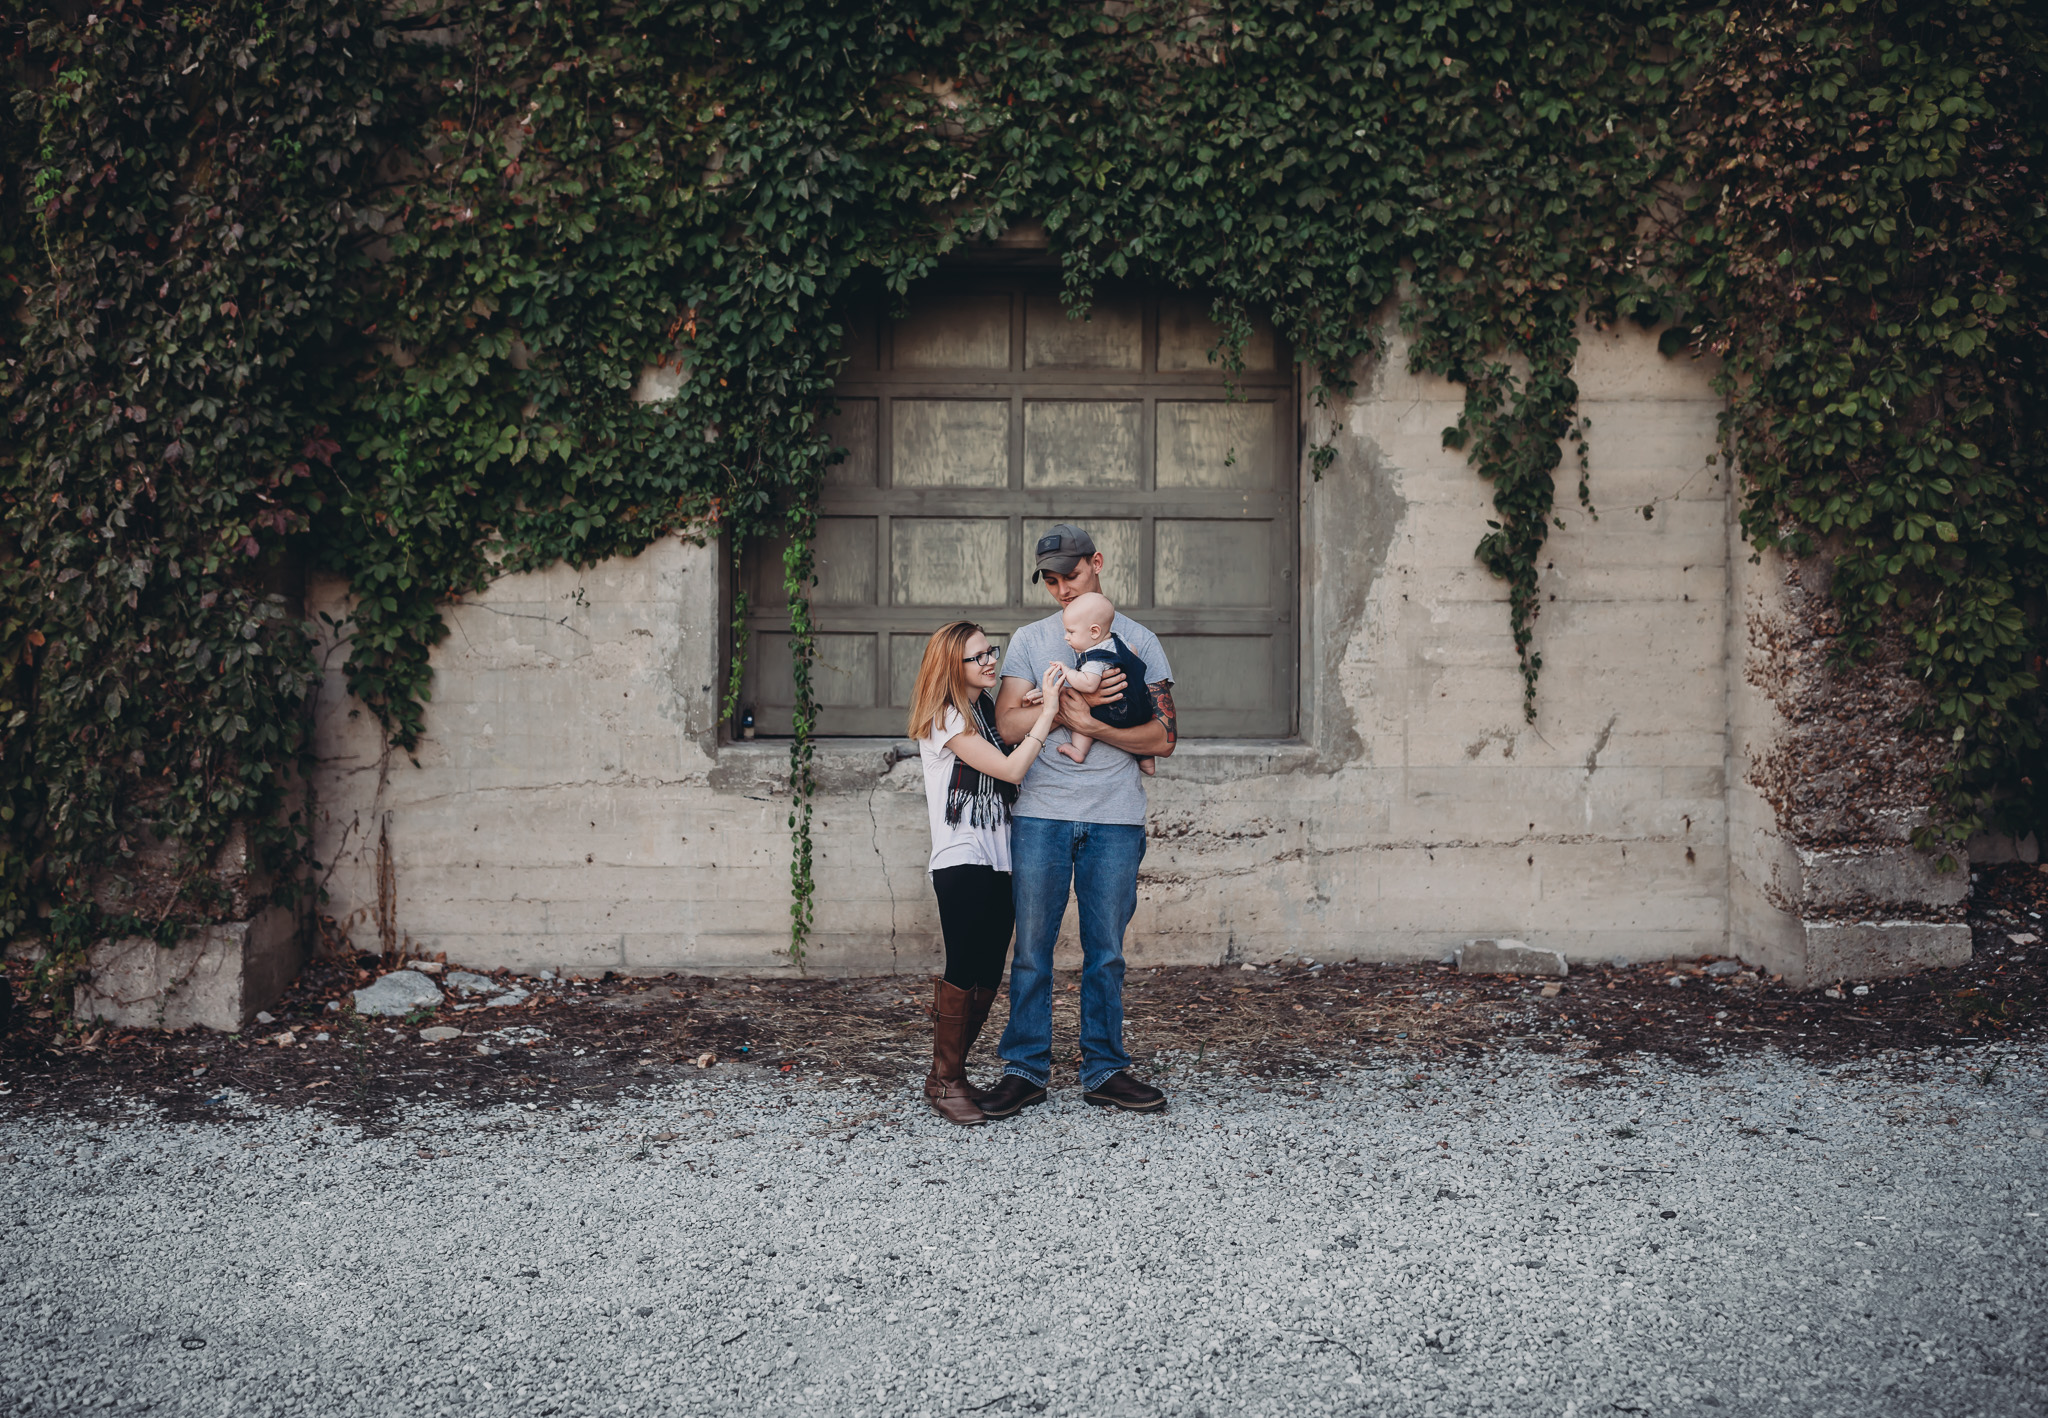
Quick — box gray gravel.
[4,1046,2045,1417]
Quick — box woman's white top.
[918,705,1013,875]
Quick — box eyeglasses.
[961,647,1001,666]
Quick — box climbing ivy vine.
[1655,1,2048,851]
[4,0,2044,973]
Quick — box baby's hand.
[1040,663,1068,697]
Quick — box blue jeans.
[998,817,1146,1091]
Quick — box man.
[978,524,1177,1117]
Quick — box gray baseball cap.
[1030,523,1097,582]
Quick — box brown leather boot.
[959,985,999,1102]
[962,985,998,1056]
[923,979,986,1126]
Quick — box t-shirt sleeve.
[1132,624,1173,685]
[1001,620,1053,683]
[923,705,968,753]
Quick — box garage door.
[739,275,1297,738]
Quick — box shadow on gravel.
[6,864,2043,1128]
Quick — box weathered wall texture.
[1725,548,1971,985]
[75,819,306,1031]
[306,318,1956,982]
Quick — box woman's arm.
[948,667,1063,784]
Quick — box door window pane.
[750,632,877,708]
[822,399,877,487]
[745,518,876,608]
[1156,635,1279,712]
[1156,401,1278,489]
[891,519,1010,607]
[1157,297,1279,372]
[811,517,878,607]
[893,401,1010,488]
[889,632,932,709]
[893,293,1010,369]
[1023,402,1142,488]
[1155,520,1273,607]
[1025,293,1142,370]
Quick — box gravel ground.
[4,1044,2044,1418]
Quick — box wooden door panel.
[892,400,1011,488]
[889,519,1010,607]
[1024,292,1143,370]
[1156,400,1281,489]
[1023,401,1143,488]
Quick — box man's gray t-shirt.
[1001,611,1173,827]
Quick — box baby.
[1022,590,1157,775]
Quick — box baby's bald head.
[1061,591,1116,650]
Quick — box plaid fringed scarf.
[944,691,1018,829]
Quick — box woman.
[906,621,1063,1126]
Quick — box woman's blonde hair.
[906,621,987,741]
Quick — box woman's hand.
[1033,665,1066,735]
[947,663,1066,786]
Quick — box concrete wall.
[310,315,1763,977]
[1724,544,1970,986]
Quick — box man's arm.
[1054,682,1176,759]
[994,675,1042,746]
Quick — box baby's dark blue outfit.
[1076,634,1154,731]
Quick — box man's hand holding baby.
[1055,685,1110,737]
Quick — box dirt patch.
[6,864,2043,1127]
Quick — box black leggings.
[930,864,1014,991]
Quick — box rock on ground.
[350,970,443,1017]
[3,1046,2044,1417]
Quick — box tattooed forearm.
[1149,682,1177,750]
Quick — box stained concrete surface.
[3,1047,2043,1418]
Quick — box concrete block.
[1456,938,1568,976]
[74,906,301,1033]
[1802,921,1973,982]
[1794,845,1970,915]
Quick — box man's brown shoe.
[1082,1071,1166,1112]
[977,1074,1048,1119]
